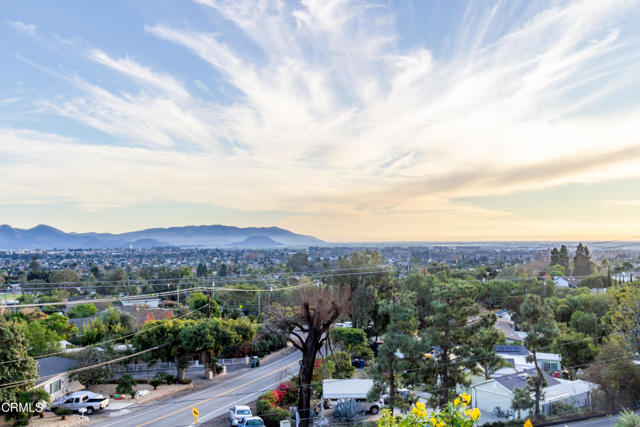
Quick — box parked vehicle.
[250,356,261,368]
[355,398,383,414]
[239,416,266,427]
[51,392,109,415]
[229,405,252,426]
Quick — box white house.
[121,297,159,308]
[36,356,84,401]
[552,276,577,288]
[471,369,596,421]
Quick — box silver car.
[51,391,109,415]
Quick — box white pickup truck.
[51,391,110,415]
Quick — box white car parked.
[229,405,252,426]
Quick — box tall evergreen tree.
[550,247,560,266]
[558,245,570,272]
[412,281,498,407]
[573,243,593,276]
[0,318,38,406]
[368,291,425,408]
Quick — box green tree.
[70,348,114,386]
[511,386,534,420]
[330,327,367,357]
[331,351,355,379]
[286,252,311,272]
[196,263,208,278]
[552,327,598,379]
[331,250,392,337]
[4,388,50,426]
[550,247,560,267]
[186,292,221,318]
[23,321,62,357]
[116,374,137,398]
[218,263,228,277]
[369,291,425,409]
[69,303,98,318]
[604,285,640,354]
[569,310,597,337]
[0,318,38,409]
[583,339,640,412]
[41,313,77,340]
[573,243,593,276]
[520,295,558,420]
[471,327,508,380]
[558,245,570,272]
[415,281,497,407]
[48,269,79,286]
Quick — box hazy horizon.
[3,1,640,241]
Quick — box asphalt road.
[95,350,301,427]
[562,415,618,426]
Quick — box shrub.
[165,374,177,385]
[181,378,193,385]
[261,406,290,427]
[149,379,162,390]
[549,400,576,416]
[616,408,640,427]
[54,408,73,420]
[333,399,365,422]
[277,381,298,406]
[116,374,137,398]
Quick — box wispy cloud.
[603,200,640,208]
[7,0,640,239]
[9,20,36,35]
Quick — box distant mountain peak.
[0,224,323,250]
[229,235,285,248]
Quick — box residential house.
[471,368,596,421]
[36,356,83,401]
[119,305,173,328]
[553,276,577,288]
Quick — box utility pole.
[207,293,211,318]
[257,291,261,317]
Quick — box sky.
[2,0,640,242]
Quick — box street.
[94,350,301,427]
[562,415,618,426]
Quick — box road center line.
[136,359,300,427]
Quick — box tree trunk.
[175,356,188,382]
[532,351,542,420]
[440,348,450,408]
[389,369,396,409]
[297,341,317,427]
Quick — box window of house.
[50,379,61,394]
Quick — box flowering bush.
[377,393,481,427]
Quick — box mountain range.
[0,224,323,250]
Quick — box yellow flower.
[454,398,460,406]
[524,419,533,427]
[430,417,437,426]
[460,393,471,405]
[470,407,480,420]
[411,402,427,418]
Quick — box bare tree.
[268,285,346,427]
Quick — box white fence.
[116,357,248,373]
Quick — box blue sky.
[2,0,640,241]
